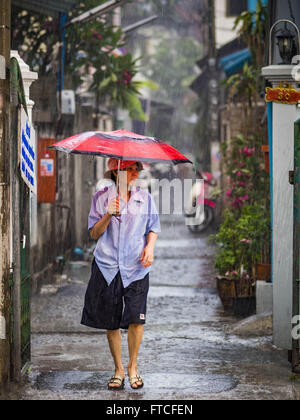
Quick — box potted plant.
[212,209,253,310]
[231,203,270,316]
[211,202,270,315]
[242,203,271,282]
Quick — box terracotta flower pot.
[261,145,270,174]
[216,276,236,310]
[232,296,256,318]
[256,263,271,282]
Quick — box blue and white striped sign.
[20,108,37,194]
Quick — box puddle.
[31,370,238,395]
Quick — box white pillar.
[10,50,38,247]
[262,65,300,349]
[10,50,37,120]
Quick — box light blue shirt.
[88,183,161,288]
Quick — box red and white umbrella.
[49,129,192,165]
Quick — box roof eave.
[12,0,77,15]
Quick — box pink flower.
[122,71,132,82]
[232,194,249,208]
[92,32,102,40]
[240,181,246,187]
[236,171,242,177]
[232,198,242,208]
[240,238,251,244]
[226,189,232,197]
[238,162,244,167]
[243,147,255,157]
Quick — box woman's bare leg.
[127,324,144,388]
[106,329,125,387]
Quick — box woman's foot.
[108,368,125,390]
[128,365,143,389]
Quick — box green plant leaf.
[133,80,158,91]
[122,92,147,122]
[99,77,111,89]
[111,73,117,83]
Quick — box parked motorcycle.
[184,171,217,233]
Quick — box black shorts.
[81,259,149,330]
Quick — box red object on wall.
[265,87,300,105]
[261,145,270,174]
[37,138,57,203]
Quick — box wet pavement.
[16,215,300,400]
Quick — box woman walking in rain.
[81,158,160,390]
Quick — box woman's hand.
[140,245,154,268]
[107,197,121,217]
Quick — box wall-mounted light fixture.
[276,26,297,64]
[269,19,300,66]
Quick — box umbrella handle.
[116,159,121,224]
[117,159,121,195]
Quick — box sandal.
[107,375,125,390]
[129,375,144,389]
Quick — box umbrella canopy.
[49,129,192,165]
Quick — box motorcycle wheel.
[187,205,214,234]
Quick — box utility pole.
[0,0,11,394]
[207,0,218,172]
[207,0,216,60]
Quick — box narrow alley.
[15,215,300,400]
[2,0,300,401]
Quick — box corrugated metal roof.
[12,0,78,14]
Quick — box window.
[226,0,248,17]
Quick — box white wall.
[215,0,240,48]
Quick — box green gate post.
[292,120,300,373]
[0,0,11,394]
[10,57,32,380]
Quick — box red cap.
[104,158,143,178]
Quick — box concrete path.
[16,215,300,400]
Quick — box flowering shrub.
[212,0,270,285]
[220,133,269,214]
[212,203,270,277]
[211,133,271,279]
